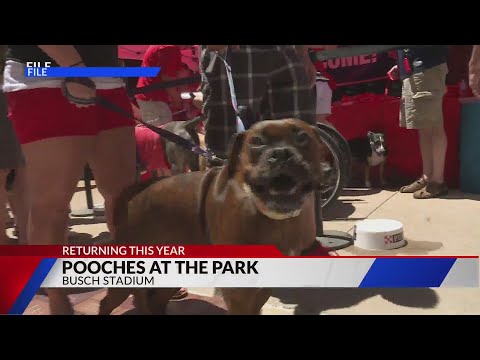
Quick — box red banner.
[322,47,397,86]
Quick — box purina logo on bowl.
[384,233,403,245]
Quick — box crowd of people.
[1,45,480,313]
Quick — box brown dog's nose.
[269,147,294,163]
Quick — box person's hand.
[63,78,96,108]
[192,92,204,109]
[387,65,400,81]
[469,67,480,98]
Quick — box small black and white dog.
[348,131,387,188]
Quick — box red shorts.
[6,87,136,144]
[135,125,170,172]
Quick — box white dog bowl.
[354,219,405,250]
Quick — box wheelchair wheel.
[315,126,348,210]
[317,123,352,184]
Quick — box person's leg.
[431,124,447,184]
[23,137,92,315]
[417,127,434,181]
[23,137,92,245]
[8,166,28,244]
[88,89,137,238]
[88,127,136,237]
[399,76,429,193]
[0,170,9,244]
[7,87,98,314]
[399,64,449,198]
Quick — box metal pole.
[70,166,95,217]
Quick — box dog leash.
[214,50,246,133]
[61,78,226,165]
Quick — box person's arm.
[469,45,480,69]
[37,45,85,67]
[469,45,480,97]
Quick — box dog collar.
[243,184,302,221]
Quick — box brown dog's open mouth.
[250,173,311,196]
[269,174,297,194]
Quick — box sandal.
[413,182,448,199]
[170,288,189,301]
[400,177,427,193]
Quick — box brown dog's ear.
[227,131,247,177]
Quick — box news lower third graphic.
[24,62,160,78]
[0,245,479,315]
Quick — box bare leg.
[8,166,29,244]
[430,125,447,184]
[88,127,136,238]
[417,128,434,181]
[23,137,92,245]
[22,136,93,314]
[0,170,9,245]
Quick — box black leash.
[62,78,226,165]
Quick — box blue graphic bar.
[8,258,57,315]
[24,67,161,78]
[359,258,457,288]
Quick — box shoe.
[413,182,448,199]
[400,177,427,193]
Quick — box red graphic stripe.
[0,256,43,314]
[0,246,477,259]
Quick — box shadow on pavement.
[68,231,111,245]
[69,217,107,226]
[121,295,228,315]
[272,287,439,315]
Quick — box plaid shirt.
[200,45,315,159]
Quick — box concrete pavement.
[21,182,480,315]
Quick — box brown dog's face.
[228,119,334,214]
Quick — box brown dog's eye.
[295,131,310,146]
[250,136,265,146]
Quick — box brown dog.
[99,118,333,315]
